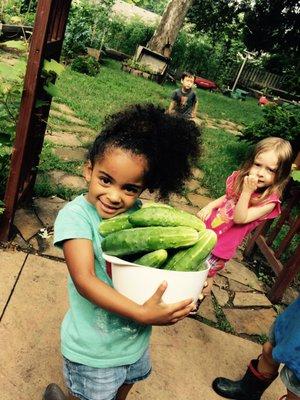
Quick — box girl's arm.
[197,195,226,221]
[63,239,194,326]
[233,175,276,224]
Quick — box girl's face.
[84,148,147,219]
[249,149,279,189]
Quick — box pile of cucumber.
[100,204,217,272]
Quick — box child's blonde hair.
[234,137,293,204]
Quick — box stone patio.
[1,101,297,399]
[6,101,299,341]
[0,248,285,400]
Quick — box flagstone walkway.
[1,101,296,399]
[7,101,298,341]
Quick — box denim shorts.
[269,323,300,396]
[63,348,151,400]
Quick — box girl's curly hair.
[88,104,201,199]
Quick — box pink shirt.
[205,171,281,260]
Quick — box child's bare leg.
[116,383,134,400]
[257,341,280,376]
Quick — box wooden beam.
[256,235,283,276]
[0,0,72,241]
[269,244,300,303]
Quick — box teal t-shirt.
[54,194,151,368]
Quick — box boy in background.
[168,72,198,120]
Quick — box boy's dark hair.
[181,72,194,81]
[89,104,201,199]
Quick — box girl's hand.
[197,205,213,221]
[243,174,258,193]
[139,281,194,325]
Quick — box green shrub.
[106,17,155,55]
[241,104,300,153]
[71,56,101,76]
[63,0,114,59]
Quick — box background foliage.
[241,104,300,154]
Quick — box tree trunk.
[147,0,193,58]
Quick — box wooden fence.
[228,65,284,91]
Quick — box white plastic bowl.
[103,253,209,304]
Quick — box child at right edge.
[197,137,293,297]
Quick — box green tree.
[187,0,249,43]
[126,0,169,14]
[243,0,299,91]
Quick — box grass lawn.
[49,59,262,199]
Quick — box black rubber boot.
[43,383,67,400]
[212,358,278,400]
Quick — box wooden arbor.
[0,0,72,241]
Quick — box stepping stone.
[186,179,200,192]
[53,147,87,161]
[50,109,88,125]
[33,196,67,227]
[51,102,75,115]
[195,187,209,196]
[197,296,217,323]
[214,275,228,289]
[219,259,264,292]
[45,132,82,147]
[12,234,34,251]
[48,170,86,191]
[13,208,43,240]
[282,287,299,305]
[187,193,212,209]
[192,168,203,179]
[233,292,272,307]
[223,308,276,336]
[51,124,96,135]
[36,234,64,259]
[169,202,198,214]
[212,285,229,307]
[0,249,27,316]
[169,194,189,205]
[140,190,157,201]
[228,279,253,292]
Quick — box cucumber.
[129,207,205,231]
[164,229,217,271]
[134,249,168,268]
[101,226,199,256]
[99,213,132,237]
[141,202,173,209]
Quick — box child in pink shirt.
[197,137,293,297]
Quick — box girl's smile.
[84,148,148,218]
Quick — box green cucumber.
[134,249,168,268]
[99,213,132,237]
[101,226,199,256]
[164,229,217,271]
[129,207,205,231]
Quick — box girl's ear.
[83,161,93,183]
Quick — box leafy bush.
[106,17,155,55]
[71,56,101,76]
[63,0,114,59]
[241,104,300,153]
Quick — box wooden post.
[0,0,72,241]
